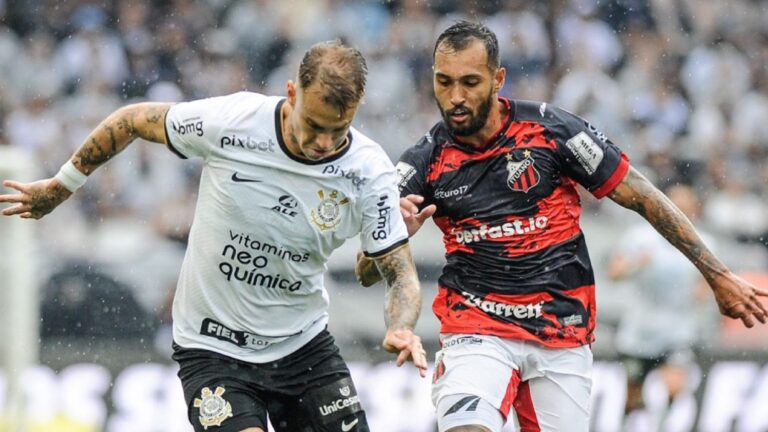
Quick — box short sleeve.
[360,166,409,258]
[396,133,433,199]
[164,95,229,160]
[553,109,630,198]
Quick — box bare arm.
[609,166,768,327]
[374,244,422,331]
[72,102,170,174]
[369,244,427,376]
[355,194,436,287]
[0,103,171,219]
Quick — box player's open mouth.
[449,108,470,123]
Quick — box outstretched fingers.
[385,330,429,377]
[2,180,31,194]
[397,344,428,378]
[2,204,32,216]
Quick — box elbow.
[355,267,379,287]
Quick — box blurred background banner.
[1,0,768,431]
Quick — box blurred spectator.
[607,185,717,431]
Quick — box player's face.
[287,82,357,161]
[433,39,502,137]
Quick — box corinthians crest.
[194,386,233,430]
[311,189,350,231]
[505,150,540,193]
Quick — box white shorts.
[432,334,593,432]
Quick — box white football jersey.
[164,92,408,362]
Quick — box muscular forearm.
[72,103,170,175]
[373,245,422,330]
[609,168,728,282]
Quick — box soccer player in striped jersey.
[357,21,768,432]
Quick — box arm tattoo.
[373,246,421,331]
[29,183,70,218]
[72,103,171,175]
[609,167,727,281]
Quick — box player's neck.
[459,98,508,150]
[279,101,302,158]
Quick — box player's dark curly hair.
[298,40,368,114]
[434,20,500,71]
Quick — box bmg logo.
[172,118,204,137]
[372,194,391,240]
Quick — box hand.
[400,194,437,237]
[710,272,768,328]
[0,179,72,219]
[382,328,428,377]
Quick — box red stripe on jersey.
[441,182,583,257]
[514,380,541,431]
[433,285,595,348]
[500,369,521,419]
[505,122,558,150]
[426,144,509,182]
[434,215,474,254]
[591,153,630,198]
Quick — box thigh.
[433,335,519,431]
[516,346,593,432]
[269,374,369,432]
[432,335,517,412]
[266,332,368,432]
[174,346,267,432]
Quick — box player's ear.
[286,80,297,106]
[494,67,506,94]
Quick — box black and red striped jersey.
[397,98,629,348]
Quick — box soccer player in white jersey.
[0,40,427,432]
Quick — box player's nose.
[449,84,466,106]
[315,133,334,150]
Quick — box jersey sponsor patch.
[460,291,544,320]
[171,116,204,137]
[372,194,391,240]
[304,376,363,423]
[395,161,416,192]
[565,131,604,175]
[200,318,291,349]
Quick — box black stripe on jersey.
[439,235,595,295]
[274,98,354,166]
[363,238,409,258]
[163,110,188,160]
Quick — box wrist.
[54,160,87,193]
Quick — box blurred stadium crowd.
[1,0,768,351]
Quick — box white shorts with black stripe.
[432,334,593,432]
